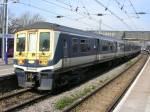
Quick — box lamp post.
[2,0,8,64]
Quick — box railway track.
[0,55,144,112]
[0,88,51,112]
[0,56,137,112]
[0,74,18,95]
[62,54,148,112]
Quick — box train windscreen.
[28,33,37,52]
[39,32,50,51]
[16,33,25,51]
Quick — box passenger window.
[80,39,90,53]
[63,39,68,57]
[120,44,124,51]
[39,32,50,51]
[109,42,116,52]
[109,42,113,52]
[72,38,78,55]
[102,41,109,52]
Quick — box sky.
[1,0,150,31]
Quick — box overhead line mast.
[2,0,8,64]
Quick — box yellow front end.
[14,29,54,89]
[14,29,53,69]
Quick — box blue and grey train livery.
[13,22,141,90]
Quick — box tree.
[10,12,45,28]
[0,6,14,30]
[0,9,45,33]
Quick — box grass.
[126,60,134,66]
[55,96,76,110]
[55,85,96,110]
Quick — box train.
[13,22,141,90]
[0,34,14,57]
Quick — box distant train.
[14,22,141,90]
[0,34,14,57]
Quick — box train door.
[62,38,70,68]
[96,39,100,61]
[27,32,38,69]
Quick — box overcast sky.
[1,0,150,31]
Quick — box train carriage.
[14,22,141,90]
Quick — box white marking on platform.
[0,68,13,71]
[113,57,150,112]
[145,96,150,112]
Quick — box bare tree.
[10,12,45,28]
[0,9,45,33]
[0,6,16,33]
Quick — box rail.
[62,54,148,112]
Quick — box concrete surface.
[113,57,150,112]
[0,58,13,65]
[0,58,14,77]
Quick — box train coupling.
[15,68,37,88]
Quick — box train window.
[101,41,109,52]
[109,42,113,52]
[39,32,50,51]
[110,42,116,52]
[80,39,90,53]
[16,33,25,51]
[29,33,37,52]
[63,39,68,57]
[125,44,130,51]
[120,43,124,51]
[72,38,78,54]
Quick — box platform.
[0,58,13,65]
[113,57,150,112]
[0,58,14,77]
[0,65,14,77]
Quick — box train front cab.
[14,29,55,90]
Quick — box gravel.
[74,55,147,112]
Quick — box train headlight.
[39,60,48,66]
[18,59,25,65]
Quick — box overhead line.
[94,0,133,30]
[40,0,114,30]
[79,0,92,18]
[128,0,139,18]
[114,0,138,29]
[17,2,98,30]
[55,0,71,7]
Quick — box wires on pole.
[128,0,139,18]
[113,0,138,29]
[94,0,133,30]
[40,0,114,30]
[18,2,99,30]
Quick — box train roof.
[17,22,121,42]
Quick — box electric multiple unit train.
[14,22,141,90]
